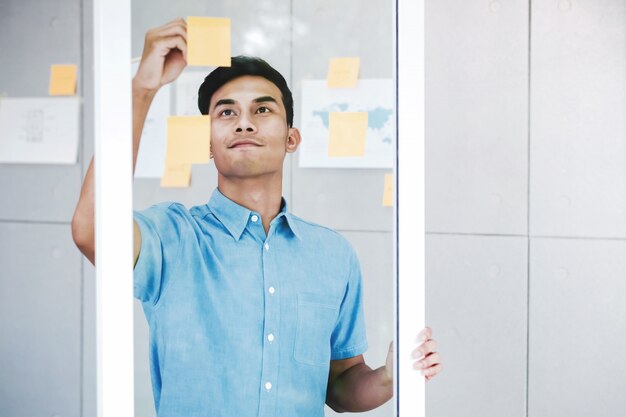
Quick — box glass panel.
[129,1,399,416]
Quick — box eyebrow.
[253,96,277,104]
[214,98,236,107]
[213,96,278,110]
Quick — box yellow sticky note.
[328,112,368,157]
[382,173,393,207]
[160,163,192,188]
[166,115,211,164]
[327,57,360,88]
[49,64,77,96]
[187,17,231,67]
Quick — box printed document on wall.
[132,61,172,178]
[175,70,207,116]
[299,79,394,168]
[0,97,80,164]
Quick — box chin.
[215,156,284,180]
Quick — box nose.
[235,113,257,134]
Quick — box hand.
[412,326,442,381]
[383,326,443,384]
[133,18,188,93]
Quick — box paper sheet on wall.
[328,112,368,157]
[299,79,394,168]
[382,173,393,207]
[327,57,360,88]
[49,64,78,96]
[175,70,208,116]
[132,62,171,178]
[187,17,231,67]
[0,97,80,164]
[165,115,211,164]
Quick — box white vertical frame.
[395,0,425,416]
[93,0,135,416]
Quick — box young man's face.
[208,75,300,180]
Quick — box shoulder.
[288,213,357,257]
[133,201,197,229]
[135,201,187,215]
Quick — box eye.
[219,109,236,116]
[256,106,270,114]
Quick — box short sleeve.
[133,202,186,306]
[330,246,368,360]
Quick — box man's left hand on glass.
[384,326,443,382]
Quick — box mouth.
[228,139,262,149]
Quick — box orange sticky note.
[328,112,368,157]
[187,17,231,67]
[327,57,360,88]
[382,173,393,207]
[166,115,211,164]
[160,163,192,188]
[49,64,77,96]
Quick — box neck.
[217,172,284,234]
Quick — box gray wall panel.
[291,0,394,232]
[529,238,626,416]
[0,0,83,223]
[0,222,82,417]
[425,1,529,235]
[425,234,528,417]
[530,0,626,238]
[82,261,96,417]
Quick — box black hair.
[197,56,294,127]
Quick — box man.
[72,18,442,416]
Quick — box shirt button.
[251,214,258,222]
[268,333,274,342]
[265,382,272,391]
[264,242,269,251]
[268,286,275,295]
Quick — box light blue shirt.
[133,188,368,417]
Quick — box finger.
[156,23,188,42]
[159,35,187,60]
[421,363,442,378]
[413,352,440,370]
[412,339,437,358]
[416,326,432,343]
[160,18,187,31]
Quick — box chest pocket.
[294,292,341,366]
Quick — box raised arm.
[71,18,188,266]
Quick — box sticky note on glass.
[49,64,77,96]
[327,57,360,88]
[165,115,211,164]
[187,17,231,67]
[328,112,368,157]
[160,163,192,188]
[382,173,393,207]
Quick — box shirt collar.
[208,188,301,241]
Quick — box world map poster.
[298,79,395,168]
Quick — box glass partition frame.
[395,0,426,415]
[94,0,135,416]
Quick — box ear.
[285,127,302,154]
